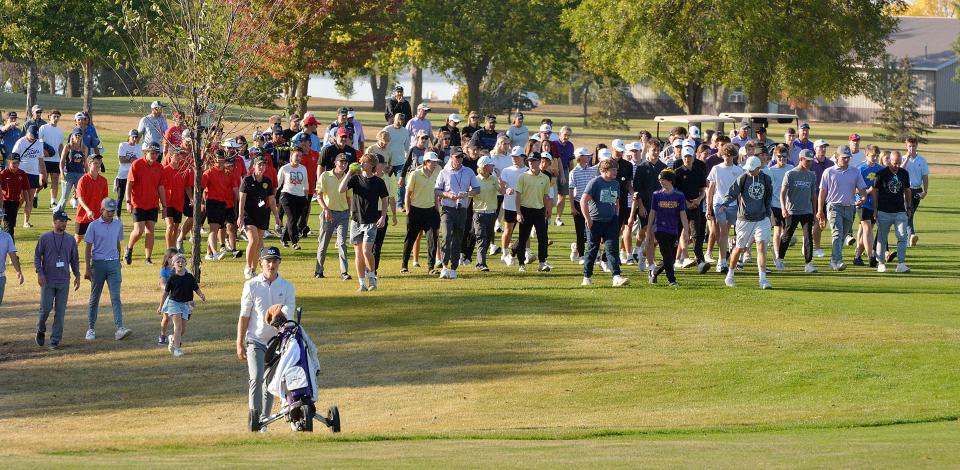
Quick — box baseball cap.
[393,85,404,92]
[799,149,815,161]
[799,123,811,130]
[478,156,495,168]
[682,138,696,148]
[837,145,853,158]
[53,210,71,221]
[526,152,541,162]
[485,115,496,123]
[415,129,429,138]
[128,129,139,137]
[74,112,87,120]
[742,156,762,171]
[611,139,625,152]
[347,110,356,118]
[598,148,613,161]
[26,124,39,136]
[145,142,162,153]
[682,146,695,157]
[417,103,431,111]
[510,146,525,157]
[302,115,320,126]
[689,125,701,139]
[101,197,118,212]
[626,142,643,152]
[6,111,17,119]
[574,147,592,157]
[291,133,306,146]
[448,113,461,123]
[222,138,240,149]
[150,100,165,109]
[540,123,553,133]
[672,138,683,147]
[423,151,440,162]
[739,121,751,129]
[374,153,386,164]
[272,123,284,134]
[848,133,861,141]
[813,139,828,148]
[541,152,553,161]
[89,153,103,160]
[756,126,767,134]
[259,246,282,260]
[337,107,349,115]
[31,104,43,113]
[71,127,83,137]
[334,153,349,161]
[515,112,524,119]
[8,152,21,162]
[336,127,349,137]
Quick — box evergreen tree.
[589,80,631,131]
[874,58,931,143]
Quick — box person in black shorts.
[237,157,281,279]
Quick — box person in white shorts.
[718,156,774,290]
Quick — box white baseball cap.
[682,138,696,148]
[574,147,592,157]
[478,156,495,167]
[150,100,165,109]
[682,146,695,157]
[598,148,613,161]
[689,125,701,139]
[347,110,356,118]
[541,152,553,161]
[539,123,552,133]
[627,142,643,152]
[448,113,461,123]
[423,151,440,162]
[611,139,625,152]
[814,139,829,148]
[672,138,683,147]
[510,146,525,157]
[417,103,431,111]
[743,156,762,171]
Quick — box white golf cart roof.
[654,114,737,124]
[719,113,799,121]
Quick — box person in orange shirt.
[75,155,109,246]
[162,154,193,250]
[124,143,167,265]
[201,154,235,260]
[223,140,246,257]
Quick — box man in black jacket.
[384,86,412,126]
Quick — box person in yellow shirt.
[401,151,440,273]
[472,156,504,271]
[372,153,397,272]
[314,153,351,279]
[512,152,553,272]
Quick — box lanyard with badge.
[54,232,66,269]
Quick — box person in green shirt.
[511,152,553,272]
[472,156,504,271]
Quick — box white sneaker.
[85,329,96,341]
[760,280,773,290]
[413,260,421,268]
[70,197,77,209]
[813,248,825,258]
[357,283,368,292]
[525,250,532,264]
[775,259,785,271]
[570,243,577,262]
[673,259,683,269]
[168,334,175,352]
[115,327,132,340]
[844,235,855,246]
[22,221,33,228]
[555,217,564,226]
[439,267,450,279]
[600,261,610,273]
[704,253,715,263]
[877,263,887,273]
[831,262,846,272]
[805,262,817,273]
[488,245,499,256]
[716,262,727,273]
[612,275,629,287]
[910,234,918,247]
[449,270,458,279]
[743,252,753,264]
[896,263,910,273]
[620,251,629,264]
[204,253,216,261]
[577,257,585,265]
[215,248,227,260]
[581,277,592,286]
[518,265,526,273]
[538,262,552,272]
[503,254,514,266]
[724,275,736,288]
[681,258,696,269]
[368,274,378,290]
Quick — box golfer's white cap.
[423,151,440,162]
[598,148,613,161]
[689,125,701,139]
[627,142,643,152]
[814,139,829,148]
[574,147,592,157]
[611,139,625,152]
[682,138,697,148]
[478,156,495,167]
[682,146,696,157]
[448,113,461,123]
[541,152,553,161]
[672,138,683,147]
[510,146,525,157]
[539,123,552,133]
[743,156,762,171]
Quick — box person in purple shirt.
[34,211,81,349]
[817,145,868,271]
[405,104,433,146]
[434,149,480,278]
[647,169,689,287]
[789,123,814,164]
[84,197,132,341]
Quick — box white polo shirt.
[240,273,296,345]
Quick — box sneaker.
[581,277,592,286]
[215,249,227,260]
[620,251,629,264]
[673,259,684,269]
[648,268,657,284]
[724,275,736,288]
[232,250,243,258]
[48,343,59,351]
[612,275,629,287]
[158,335,168,345]
[886,251,897,263]
[896,263,910,273]
[736,262,744,271]
[681,258,696,269]
[775,259,785,271]
[368,275,378,290]
[70,197,78,209]
[85,329,96,341]
[697,261,712,274]
[877,263,887,273]
[439,267,450,279]
[172,347,185,357]
[570,243,577,262]
[175,241,184,253]
[476,264,490,272]
[399,268,409,274]
[760,280,773,290]
[869,257,878,268]
[340,273,352,281]
[490,245,501,255]
[36,331,45,346]
[357,284,368,292]
[448,270,458,279]
[23,221,33,228]
[525,250,532,264]
[124,248,133,265]
[578,257,585,265]
[909,234,918,247]
[495,221,502,232]
[518,265,526,273]
[463,257,472,266]
[145,258,153,265]
[805,262,817,273]
[853,257,865,267]
[538,262,552,272]
[844,235,855,246]
[704,253,715,263]
[600,261,610,273]
[115,327,132,340]
[555,217,563,226]
[715,263,725,273]
[413,260,421,268]
[168,335,175,352]
[831,262,846,272]
[813,248,825,258]
[204,253,216,261]
[668,281,680,287]
[743,253,753,264]
[282,241,289,248]
[502,254,514,266]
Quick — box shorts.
[734,218,772,249]
[712,202,737,225]
[556,179,569,194]
[350,220,377,245]
[244,212,269,231]
[617,202,629,226]
[27,173,41,189]
[165,207,183,224]
[504,209,517,224]
[183,197,194,218]
[45,161,61,174]
[771,207,785,227]
[161,298,193,320]
[226,207,238,226]
[76,222,90,236]
[637,202,651,228]
[860,207,876,223]
[206,199,228,225]
[133,207,159,223]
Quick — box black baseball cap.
[53,210,71,221]
[259,246,282,260]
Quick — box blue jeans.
[88,259,124,330]
[54,172,83,213]
[0,275,6,305]
[39,283,70,345]
[827,203,855,265]
[392,165,405,207]
[877,211,909,264]
[584,218,621,277]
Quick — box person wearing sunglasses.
[816,145,868,271]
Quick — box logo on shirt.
[658,199,679,209]
[885,175,902,194]
[262,182,268,189]
[747,180,765,200]
[599,188,618,204]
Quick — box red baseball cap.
[336,127,349,137]
[848,133,861,141]
[302,115,320,126]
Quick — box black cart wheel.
[301,404,315,432]
[327,406,341,433]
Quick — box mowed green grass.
[0,102,959,467]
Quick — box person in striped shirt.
[568,147,597,264]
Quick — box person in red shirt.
[75,155,109,244]
[162,155,190,250]
[163,111,186,163]
[124,143,167,265]
[174,152,196,253]
[201,154,235,259]
[223,142,246,257]
[1,154,30,241]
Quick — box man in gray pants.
[817,145,868,271]
[34,210,80,349]
[434,149,480,279]
[83,198,132,341]
[314,154,351,280]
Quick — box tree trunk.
[370,73,389,111]
[747,81,770,113]
[464,68,483,115]
[411,64,423,110]
[582,83,590,128]
[25,61,39,116]
[296,78,309,117]
[66,69,81,97]
[683,82,704,114]
[568,86,577,105]
[191,120,205,280]
[82,59,94,113]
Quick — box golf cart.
[653,114,737,141]
[718,113,799,140]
